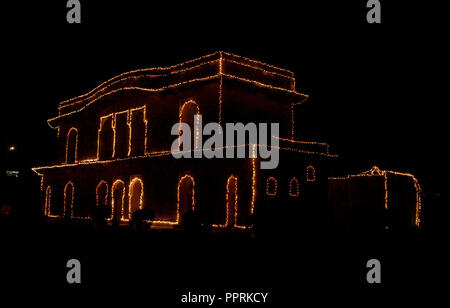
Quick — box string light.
[111,179,126,222]
[128,106,149,155]
[63,181,74,218]
[49,52,308,130]
[218,76,223,127]
[225,57,294,81]
[266,177,277,196]
[128,177,144,220]
[33,144,335,175]
[45,186,51,216]
[250,147,257,214]
[176,174,195,223]
[329,166,422,227]
[50,78,221,126]
[56,51,295,113]
[225,175,238,227]
[95,180,109,206]
[58,54,223,110]
[40,175,44,191]
[65,127,78,163]
[289,177,300,197]
[306,165,316,182]
[179,100,200,150]
[97,114,114,160]
[112,110,129,158]
[34,52,340,230]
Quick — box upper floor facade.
[46,52,313,165]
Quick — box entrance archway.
[177,175,195,223]
[111,180,125,222]
[96,180,108,207]
[129,178,143,218]
[64,181,74,218]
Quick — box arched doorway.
[98,115,114,160]
[179,100,200,151]
[177,175,195,223]
[129,178,143,218]
[96,180,108,207]
[226,176,238,227]
[66,128,78,164]
[111,180,125,222]
[64,181,74,218]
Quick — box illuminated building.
[329,166,422,231]
[32,51,335,228]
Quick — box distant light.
[9,145,16,151]
[6,170,20,178]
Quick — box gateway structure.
[33,52,335,228]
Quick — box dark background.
[0,0,448,303]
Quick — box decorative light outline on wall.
[250,144,257,215]
[45,186,51,216]
[266,177,278,196]
[129,106,149,156]
[128,177,144,220]
[50,71,306,129]
[65,127,78,164]
[97,114,114,160]
[33,144,335,176]
[306,165,316,182]
[111,179,126,222]
[329,166,422,227]
[96,106,149,162]
[63,181,75,218]
[96,180,109,207]
[178,100,200,150]
[176,174,195,224]
[55,51,296,113]
[225,175,239,227]
[289,177,300,197]
[112,110,130,158]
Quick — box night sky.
[1,1,447,201]
[1,1,449,300]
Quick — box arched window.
[177,174,195,223]
[96,180,108,207]
[226,175,238,227]
[45,186,52,216]
[98,114,114,160]
[289,177,300,197]
[129,178,144,218]
[179,100,200,151]
[64,181,74,218]
[66,127,78,164]
[266,177,277,196]
[111,180,126,221]
[306,165,316,182]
